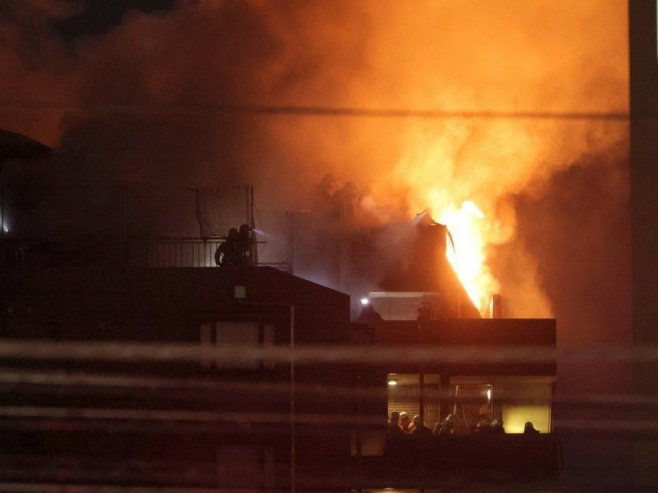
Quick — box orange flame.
[437,201,498,315]
[391,124,508,315]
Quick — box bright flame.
[437,201,491,313]
[391,122,517,316]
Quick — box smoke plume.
[0,0,629,319]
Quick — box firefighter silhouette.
[214,225,251,267]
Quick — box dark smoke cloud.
[53,0,176,40]
[511,142,632,353]
[46,0,373,238]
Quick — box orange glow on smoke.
[394,125,509,316]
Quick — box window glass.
[387,373,441,431]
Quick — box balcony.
[0,236,291,271]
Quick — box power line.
[0,101,630,121]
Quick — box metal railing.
[1,236,292,271]
[135,237,224,268]
[133,237,292,271]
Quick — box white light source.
[388,379,397,386]
[486,388,492,401]
[360,297,369,306]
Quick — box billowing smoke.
[0,1,634,478]
[0,0,628,319]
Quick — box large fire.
[0,0,625,321]
[437,201,497,315]
[392,124,511,316]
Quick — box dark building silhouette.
[373,213,481,319]
[0,129,51,164]
[0,141,559,489]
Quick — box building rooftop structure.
[0,144,559,489]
